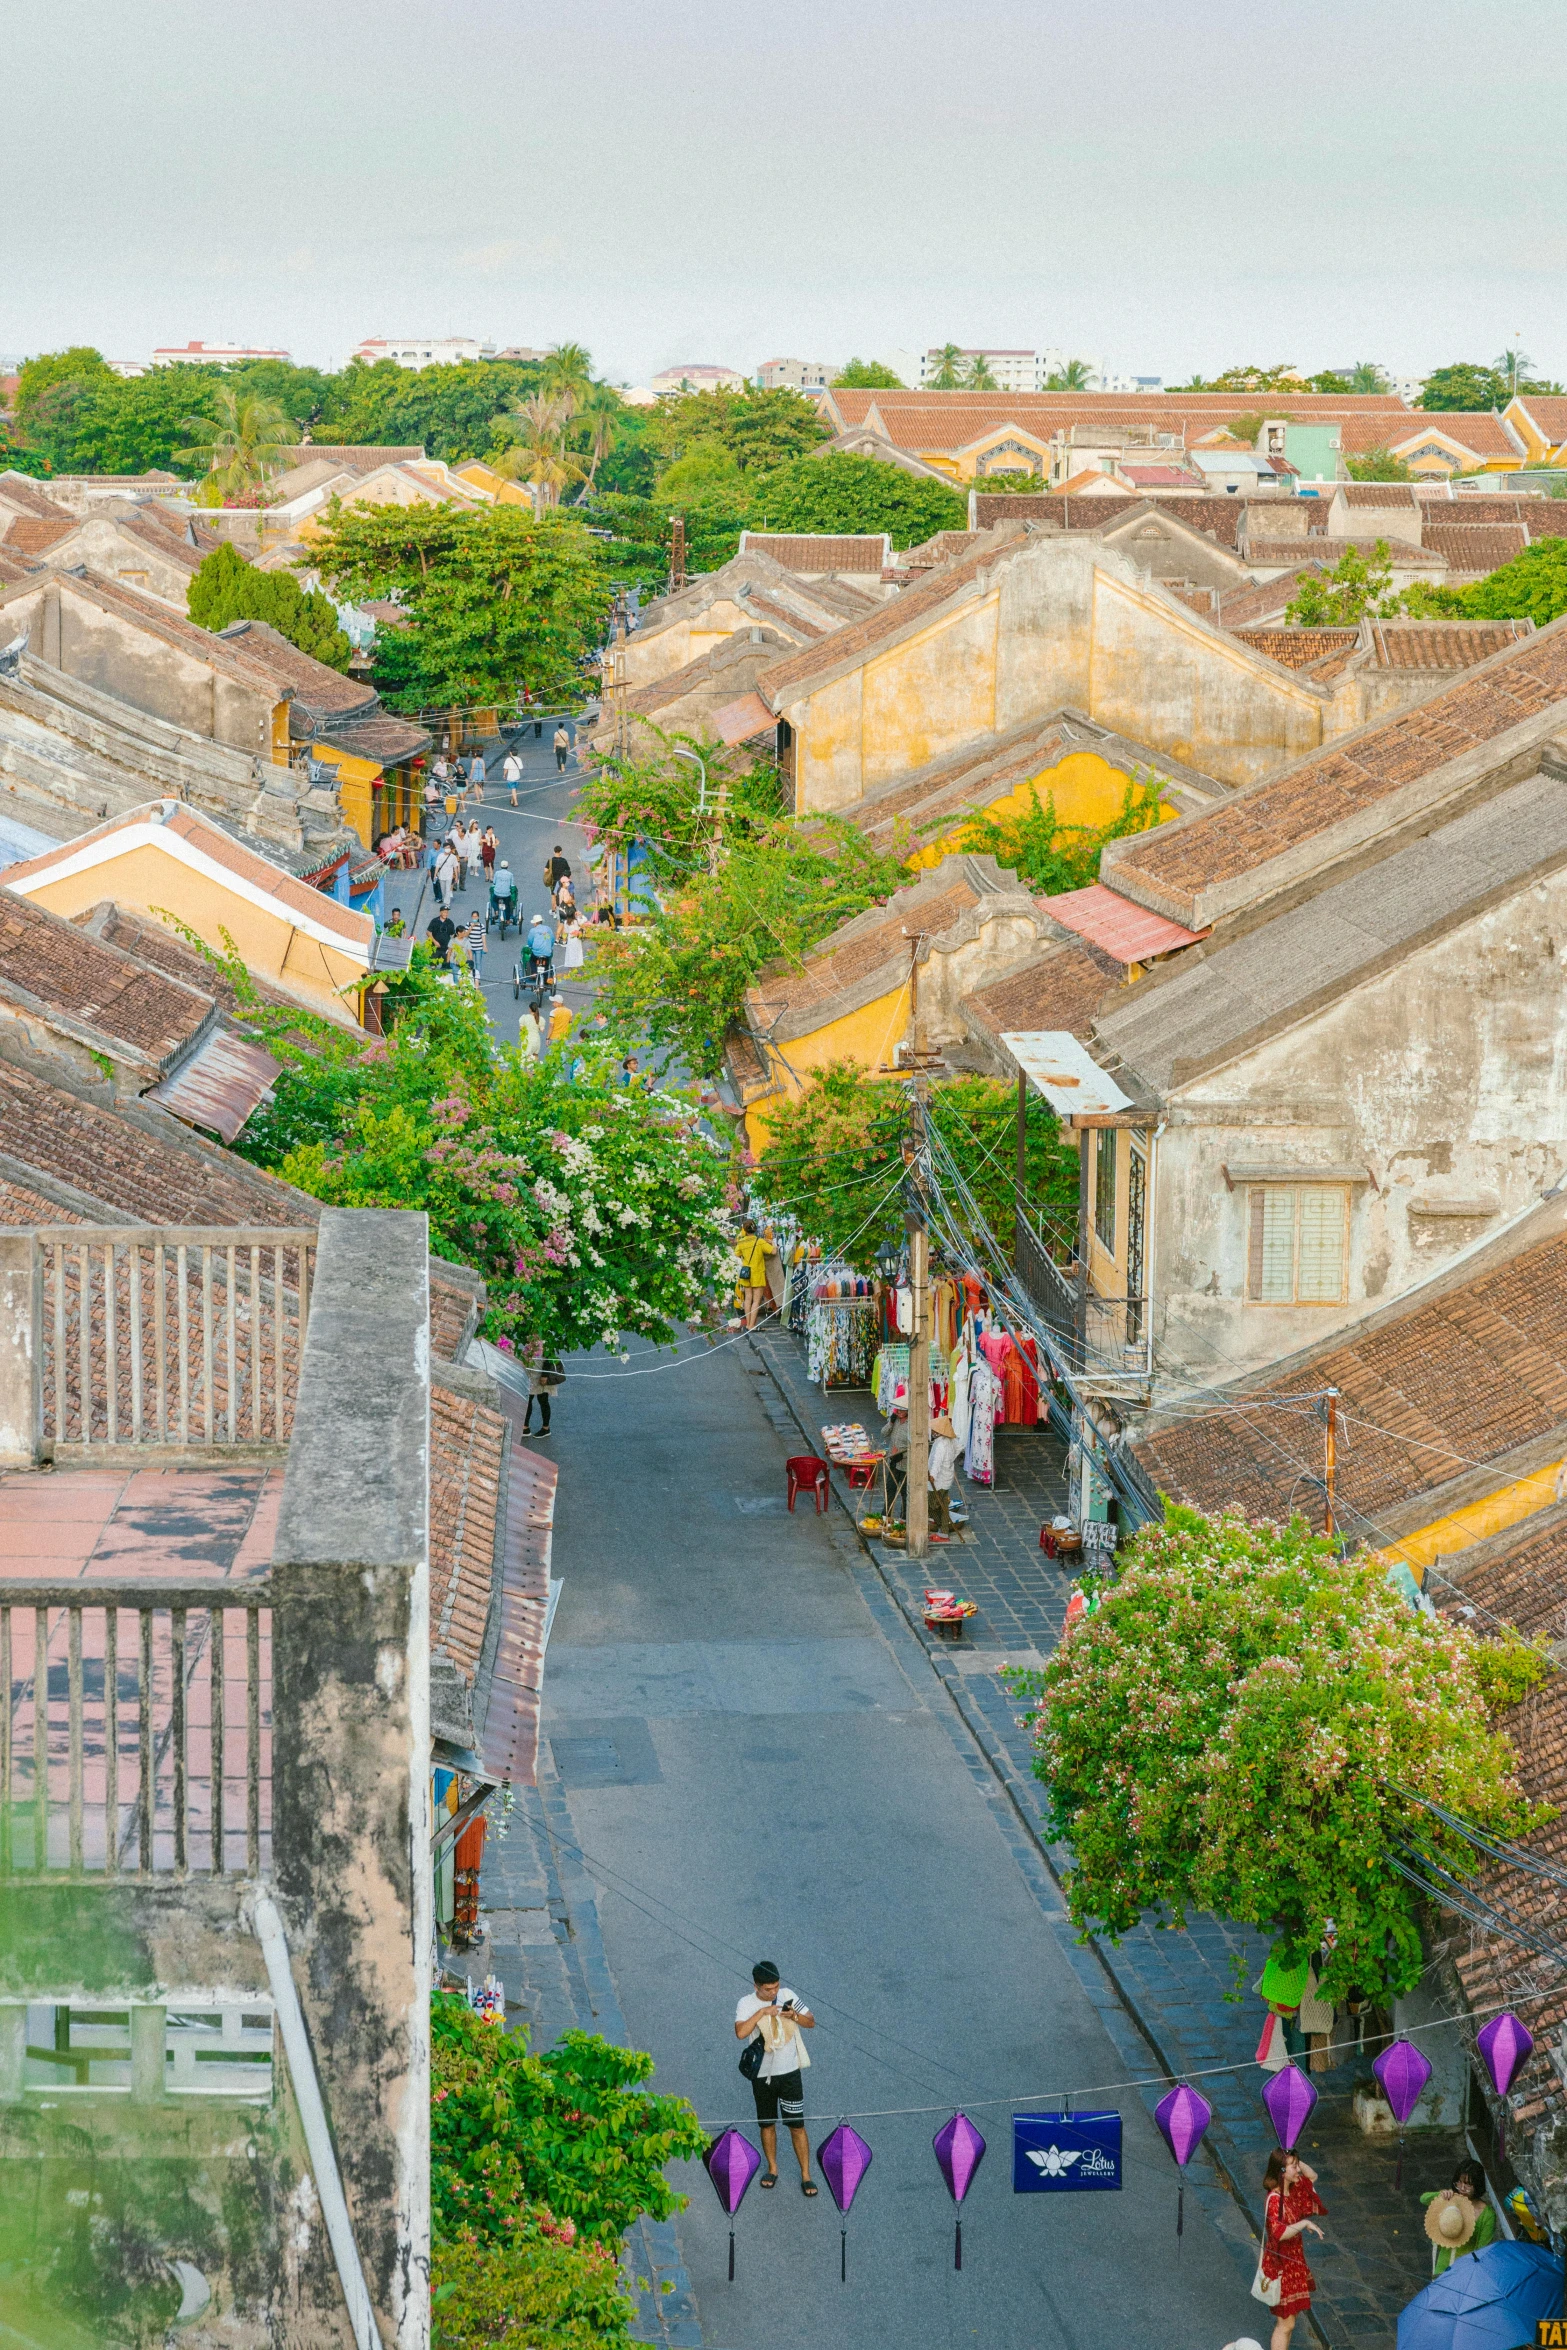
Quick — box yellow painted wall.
[1378,1461,1564,1581]
[914,430,1051,482]
[741,981,911,1152]
[906,749,1177,870]
[20,843,368,1029]
[310,744,382,849]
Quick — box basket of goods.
[923,1588,978,1641]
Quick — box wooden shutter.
[1248,1189,1265,1298]
[1296,1189,1348,1303]
[1249,1188,1296,1302]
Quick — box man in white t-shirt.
[503,748,524,807]
[734,1960,817,2194]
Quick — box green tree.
[966,354,999,389]
[656,440,746,503]
[432,2229,636,2350]
[742,449,966,547]
[14,345,115,430]
[1012,1504,1548,2003]
[586,490,749,593]
[491,391,585,508]
[245,967,734,1353]
[755,1063,1078,1268]
[1206,362,1306,392]
[1044,358,1094,390]
[590,812,910,1078]
[1433,538,1567,626]
[641,386,829,476]
[306,502,611,710]
[540,341,595,418]
[186,542,352,669]
[1220,411,1266,448]
[955,775,1167,892]
[1418,362,1511,412]
[574,381,624,489]
[312,355,545,461]
[831,359,905,388]
[927,344,966,389]
[176,384,293,500]
[1346,447,1412,482]
[26,363,226,474]
[576,732,785,886]
[1285,538,1399,625]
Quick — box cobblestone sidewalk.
[748,1322,1466,2350]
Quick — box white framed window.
[1247,1185,1349,1305]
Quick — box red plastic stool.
[846,1460,878,1489]
[787,1455,830,1513]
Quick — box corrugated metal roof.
[1044,882,1207,963]
[146,1028,282,1143]
[1001,1030,1132,1117]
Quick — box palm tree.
[1348,361,1388,393]
[965,354,999,389]
[575,381,623,489]
[1045,358,1093,391]
[492,393,585,509]
[175,387,292,499]
[541,342,594,420]
[1495,348,1533,400]
[927,343,966,389]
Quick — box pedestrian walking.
[469,750,486,802]
[519,1002,543,1060]
[503,749,523,807]
[1422,2161,1496,2274]
[1257,2150,1325,2350]
[553,724,570,773]
[735,1218,775,1330]
[520,1338,563,1435]
[734,1963,817,2195]
[461,819,485,896]
[463,909,486,982]
[481,826,498,884]
[546,994,573,1051]
[427,909,458,967]
[928,1411,958,1539]
[621,1053,642,1087]
[883,1404,910,1528]
[545,843,572,892]
[433,841,461,910]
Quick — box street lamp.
[670,743,707,818]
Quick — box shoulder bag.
[1252,2192,1283,2308]
[738,2032,765,2081]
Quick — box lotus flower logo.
[1026,2145,1083,2178]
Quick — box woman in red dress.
[1261,2148,1327,2350]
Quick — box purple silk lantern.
[1477,2011,1534,2159]
[1262,2064,1319,2151]
[1373,2039,1432,2187]
[817,2125,873,2282]
[1154,2083,1213,2245]
[705,2128,762,2280]
[933,2111,987,2270]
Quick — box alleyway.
[482,1328,1261,2350]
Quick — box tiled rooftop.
[0,890,212,1065]
[0,1464,283,1584]
[738,533,890,574]
[1231,626,1360,671]
[1423,523,1527,574]
[960,938,1116,1042]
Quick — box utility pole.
[1323,1386,1339,1537]
[904,933,930,1560]
[1014,1066,1027,1260]
[669,514,687,592]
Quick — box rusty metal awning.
[711,691,776,746]
[146,1029,283,1143]
[1001,1030,1133,1121]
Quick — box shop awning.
[1001,1030,1133,1120]
[146,1029,283,1143]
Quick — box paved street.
[482,1328,1264,2350]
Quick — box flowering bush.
[239,964,734,1353]
[1012,1505,1551,2002]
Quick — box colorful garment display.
[965,1359,1001,1485]
[807,1298,878,1388]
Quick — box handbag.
[1252,2193,1284,2306]
[738,2033,765,2082]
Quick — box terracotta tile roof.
[0,1175,87,1225]
[0,892,213,1064]
[738,533,891,574]
[1388,412,1524,461]
[0,475,76,524]
[614,631,793,721]
[1526,507,1567,538]
[275,443,426,470]
[750,877,979,1032]
[1118,465,1204,489]
[0,550,37,585]
[1,513,76,556]
[7,803,376,955]
[1337,483,1421,509]
[479,1437,553,1787]
[75,903,309,1022]
[0,567,292,703]
[961,938,1118,1041]
[756,539,1010,707]
[740,590,826,639]
[1231,627,1360,671]
[1042,883,1207,962]
[1216,568,1329,629]
[1423,524,1527,575]
[430,1378,507,1681]
[1245,536,1447,570]
[1055,468,1131,497]
[311,709,433,766]
[1109,617,1567,921]
[1365,619,1534,670]
[1511,396,1567,446]
[215,618,375,716]
[1134,1212,1567,1536]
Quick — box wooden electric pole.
[1324,1386,1339,1537]
[669,514,687,591]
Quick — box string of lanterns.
[703,2015,1536,2280]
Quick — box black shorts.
[750,2068,804,2124]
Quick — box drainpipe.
[250,1889,384,2350]
[1143,1120,1167,1388]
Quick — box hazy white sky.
[7,0,1564,386]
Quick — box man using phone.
[734,1961,817,2195]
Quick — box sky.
[6,0,1565,389]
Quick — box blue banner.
[1013,2110,1122,2192]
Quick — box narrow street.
[483,1326,1261,2349]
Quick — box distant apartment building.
[106,359,151,379]
[651,363,748,394]
[353,336,497,369]
[150,340,293,366]
[755,357,837,392]
[923,348,1039,392]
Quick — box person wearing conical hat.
[1421,2160,1496,2274]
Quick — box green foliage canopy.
[575,734,785,886]
[832,359,905,388]
[745,450,967,547]
[305,502,611,710]
[1346,447,1413,482]
[1012,1505,1549,2002]
[187,543,352,668]
[640,386,829,476]
[755,1063,1078,1266]
[1285,539,1400,625]
[1418,363,1511,412]
[955,776,1166,893]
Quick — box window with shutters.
[1094,1129,1118,1250]
[1246,1186,1349,1304]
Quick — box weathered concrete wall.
[786,535,1334,811]
[622,594,756,687]
[271,1205,432,2350]
[8,581,275,754]
[1148,870,1567,1384]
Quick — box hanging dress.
[965,1359,1000,1485]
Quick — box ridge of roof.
[755,535,1018,707]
